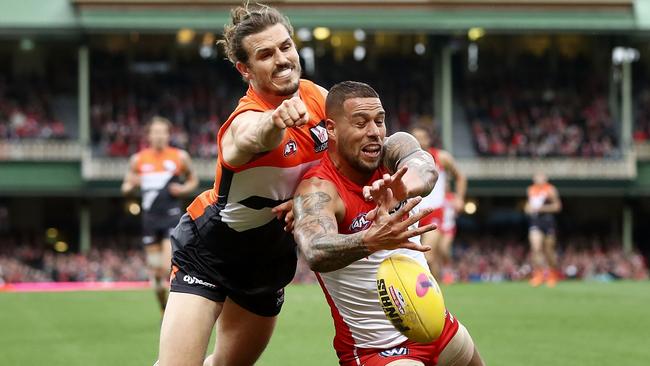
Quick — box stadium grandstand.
[1,1,649,365]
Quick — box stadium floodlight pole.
[437,40,460,154]
[78,45,92,254]
[612,46,639,155]
[612,47,639,256]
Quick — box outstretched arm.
[293,178,434,273]
[293,178,368,273]
[221,97,310,167]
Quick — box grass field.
[1,281,649,366]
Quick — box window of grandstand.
[88,32,436,157]
[0,40,77,141]
[459,35,620,158]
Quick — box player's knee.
[438,323,475,366]
[386,359,425,366]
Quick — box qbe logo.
[183,275,216,288]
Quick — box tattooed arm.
[293,178,433,273]
[374,131,438,200]
[293,178,369,272]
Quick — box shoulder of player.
[294,177,345,223]
[296,177,339,198]
[315,84,328,99]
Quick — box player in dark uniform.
[121,116,198,312]
[525,172,562,287]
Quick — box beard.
[341,148,381,174]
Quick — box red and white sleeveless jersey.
[420,147,446,210]
[302,153,428,356]
[186,80,327,232]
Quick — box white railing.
[0,140,638,181]
[457,153,637,180]
[82,153,216,181]
[0,141,82,161]
[635,142,650,161]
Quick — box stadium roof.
[1,0,649,33]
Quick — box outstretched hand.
[363,166,409,205]
[363,190,436,254]
[272,200,295,232]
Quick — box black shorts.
[529,214,556,236]
[169,208,296,317]
[142,209,182,246]
[170,265,285,317]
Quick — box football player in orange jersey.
[525,172,562,287]
[121,116,198,312]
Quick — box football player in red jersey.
[292,81,485,366]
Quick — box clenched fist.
[271,97,310,128]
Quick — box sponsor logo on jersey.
[379,347,409,357]
[284,139,298,157]
[377,279,411,332]
[349,213,371,232]
[183,275,216,288]
[163,159,177,172]
[310,120,328,153]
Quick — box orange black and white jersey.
[169,80,327,297]
[186,79,327,232]
[527,183,555,213]
[135,146,185,216]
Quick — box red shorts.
[341,312,459,366]
[419,207,443,228]
[420,208,456,236]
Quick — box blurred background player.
[293,81,484,366]
[121,116,198,312]
[525,172,562,287]
[411,124,467,280]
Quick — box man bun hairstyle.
[219,1,294,65]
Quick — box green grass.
[1,281,649,365]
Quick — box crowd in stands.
[0,79,67,140]
[90,62,243,158]
[466,85,620,158]
[634,87,650,143]
[7,56,650,157]
[4,234,643,285]
[0,243,148,285]
[437,235,648,284]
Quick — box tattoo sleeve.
[382,131,438,197]
[293,192,370,273]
